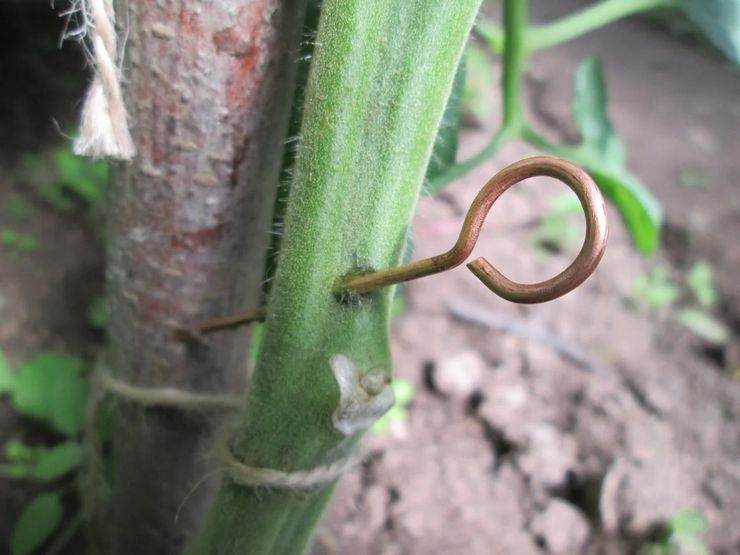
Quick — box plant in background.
[0,351,93,555]
[17,145,108,213]
[641,510,713,555]
[0,228,38,253]
[371,378,415,434]
[628,261,729,344]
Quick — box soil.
[1,1,739,554]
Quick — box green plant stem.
[502,0,528,130]
[434,0,680,189]
[427,128,511,193]
[521,125,585,160]
[429,0,527,192]
[185,1,481,554]
[527,0,680,52]
[476,20,504,55]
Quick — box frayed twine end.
[72,0,135,161]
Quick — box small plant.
[532,194,585,254]
[642,510,713,555]
[0,349,92,555]
[371,378,415,434]
[17,145,107,212]
[630,265,681,311]
[629,261,729,344]
[0,228,38,253]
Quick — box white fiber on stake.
[74,0,135,160]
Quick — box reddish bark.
[106,1,304,553]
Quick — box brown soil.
[1,1,739,554]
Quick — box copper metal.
[340,156,608,303]
[193,307,267,335]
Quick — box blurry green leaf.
[567,57,662,254]
[51,374,88,436]
[5,439,35,461]
[462,43,493,125]
[669,510,707,535]
[679,0,740,64]
[573,57,624,169]
[588,167,662,254]
[669,510,711,555]
[0,228,38,252]
[631,266,680,310]
[32,441,84,480]
[686,261,717,308]
[0,349,15,394]
[371,379,415,434]
[11,492,63,555]
[425,57,465,188]
[12,354,85,425]
[392,378,415,406]
[88,296,109,329]
[4,195,34,220]
[5,439,35,478]
[533,194,584,253]
[676,308,730,344]
[54,148,108,204]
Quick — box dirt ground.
[1,1,739,554]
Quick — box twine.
[98,369,244,411]
[74,0,135,160]
[91,367,358,491]
[218,437,362,490]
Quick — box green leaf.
[54,148,108,204]
[5,439,35,462]
[4,195,34,220]
[679,0,740,64]
[568,56,662,254]
[51,373,88,436]
[533,194,584,253]
[424,56,465,187]
[12,353,85,425]
[392,378,415,406]
[686,261,717,308]
[4,439,35,478]
[572,57,624,169]
[0,228,38,252]
[32,441,84,480]
[669,510,707,535]
[676,308,730,344]
[11,492,63,555]
[631,266,680,310]
[0,349,15,394]
[588,167,662,254]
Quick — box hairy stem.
[186,1,481,554]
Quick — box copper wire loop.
[341,156,609,303]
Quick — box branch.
[527,0,680,52]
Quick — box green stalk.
[526,0,680,52]
[502,0,528,131]
[186,1,481,554]
[429,0,528,192]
